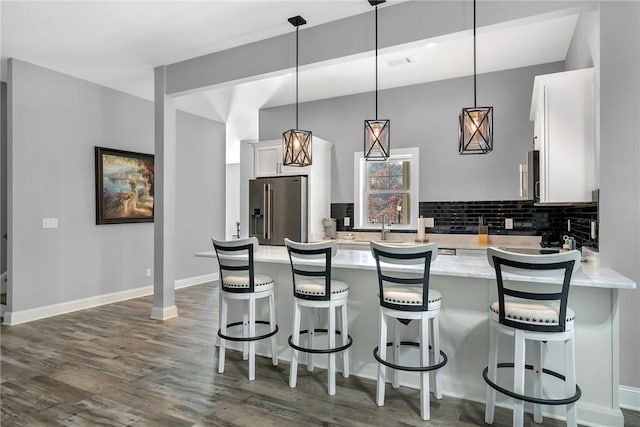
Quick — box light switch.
[425,217,435,228]
[505,218,513,230]
[42,218,58,229]
[591,221,597,239]
[344,217,350,227]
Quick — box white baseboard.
[4,285,153,325]
[620,385,640,411]
[3,272,220,325]
[175,272,218,289]
[150,304,178,321]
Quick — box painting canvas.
[95,147,154,224]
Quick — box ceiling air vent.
[386,56,414,67]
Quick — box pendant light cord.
[295,25,299,128]
[473,0,477,108]
[375,4,379,120]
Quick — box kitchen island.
[196,246,635,426]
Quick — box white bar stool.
[370,242,448,421]
[284,238,352,396]
[484,247,582,427]
[211,237,279,381]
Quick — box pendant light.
[364,0,390,161]
[283,15,312,167]
[458,0,493,155]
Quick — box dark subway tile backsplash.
[331,200,598,250]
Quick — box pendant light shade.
[283,15,312,167]
[459,0,493,155]
[364,0,390,161]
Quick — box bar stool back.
[484,247,582,427]
[212,237,279,381]
[370,242,447,421]
[284,238,353,396]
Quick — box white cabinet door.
[254,142,311,177]
[530,68,594,203]
[254,144,281,177]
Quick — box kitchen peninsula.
[196,245,635,427]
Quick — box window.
[354,147,419,230]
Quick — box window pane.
[367,193,411,225]
[368,160,409,191]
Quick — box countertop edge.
[195,248,636,290]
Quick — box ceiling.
[1,0,581,152]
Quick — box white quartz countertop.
[195,246,636,290]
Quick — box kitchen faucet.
[381,212,390,241]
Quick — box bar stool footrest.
[288,328,353,354]
[218,321,279,342]
[482,362,581,405]
[373,341,448,372]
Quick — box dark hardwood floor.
[2,282,639,426]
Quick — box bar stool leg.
[431,315,442,399]
[242,304,249,361]
[485,324,498,424]
[269,293,278,366]
[289,301,301,388]
[513,329,526,427]
[341,302,350,378]
[533,340,544,423]
[376,310,387,406]
[218,295,228,374]
[392,319,401,389]
[307,308,315,372]
[420,312,431,420]
[328,304,336,396]
[248,295,256,381]
[565,335,578,427]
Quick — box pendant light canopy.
[459,0,493,155]
[364,0,390,161]
[283,15,312,167]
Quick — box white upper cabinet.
[253,141,311,177]
[530,68,595,203]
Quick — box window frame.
[353,147,419,231]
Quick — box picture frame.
[95,146,154,224]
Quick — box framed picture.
[95,147,154,224]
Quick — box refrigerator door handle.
[264,183,272,240]
[263,184,268,240]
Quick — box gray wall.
[7,59,224,312]
[599,2,640,390]
[1,82,7,274]
[259,62,564,203]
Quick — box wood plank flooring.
[2,282,639,426]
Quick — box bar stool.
[484,248,582,427]
[370,242,447,421]
[284,238,353,396]
[211,237,279,381]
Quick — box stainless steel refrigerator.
[249,176,308,245]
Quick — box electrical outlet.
[505,218,513,230]
[344,217,350,227]
[425,217,435,228]
[42,218,58,228]
[145,268,151,278]
[591,221,597,239]
[567,219,571,232]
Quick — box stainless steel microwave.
[519,150,539,201]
